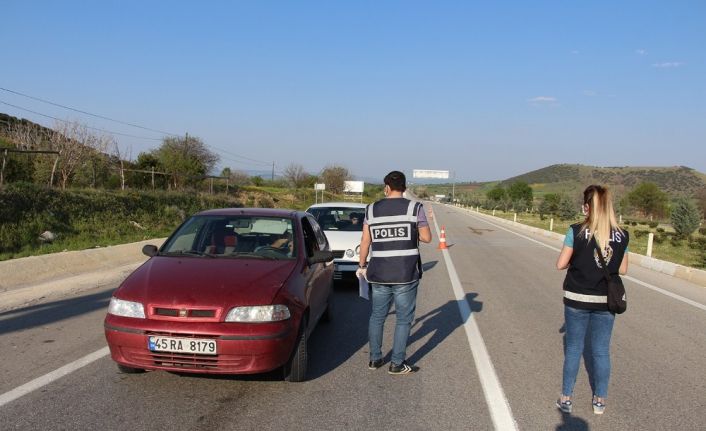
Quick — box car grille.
[332,250,345,258]
[151,307,218,319]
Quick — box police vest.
[365,198,422,284]
[563,223,629,310]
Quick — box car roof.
[306,202,367,209]
[195,208,301,218]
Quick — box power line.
[211,145,272,166]
[0,100,164,141]
[0,89,275,167]
[0,86,179,136]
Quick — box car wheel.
[283,318,308,382]
[117,363,145,374]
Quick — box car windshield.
[160,215,296,260]
[307,207,364,232]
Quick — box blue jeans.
[369,280,419,365]
[562,305,615,398]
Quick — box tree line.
[0,114,356,195]
[469,180,704,238]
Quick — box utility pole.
[452,171,456,203]
[0,149,7,187]
[271,161,275,181]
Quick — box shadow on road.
[556,411,590,431]
[0,289,113,335]
[422,260,439,272]
[406,292,483,365]
[307,281,370,379]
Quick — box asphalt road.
[1,203,704,430]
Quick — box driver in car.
[256,232,293,256]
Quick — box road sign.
[413,169,449,179]
[344,181,364,193]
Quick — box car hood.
[117,256,297,308]
[323,230,362,250]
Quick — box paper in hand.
[358,273,369,300]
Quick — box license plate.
[148,336,217,355]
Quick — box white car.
[306,202,367,282]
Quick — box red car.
[104,208,334,382]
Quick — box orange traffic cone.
[437,225,448,250]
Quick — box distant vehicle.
[104,208,334,382]
[306,202,367,283]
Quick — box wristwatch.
[358,263,367,269]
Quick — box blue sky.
[2,1,704,182]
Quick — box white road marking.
[457,207,706,312]
[432,216,518,431]
[0,347,109,408]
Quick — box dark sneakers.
[388,361,419,375]
[556,398,573,413]
[368,359,384,370]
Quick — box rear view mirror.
[142,244,158,257]
[307,250,334,265]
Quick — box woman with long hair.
[555,185,629,415]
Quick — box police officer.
[357,171,432,374]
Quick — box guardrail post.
[492,209,495,216]
[513,213,517,223]
[550,218,554,231]
[647,232,654,257]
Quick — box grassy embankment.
[0,183,383,261]
[470,208,705,269]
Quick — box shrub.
[256,195,275,208]
[631,221,638,226]
[699,227,706,235]
[0,183,242,258]
[670,238,683,247]
[653,233,665,244]
[633,229,649,238]
[688,241,701,250]
[656,227,665,233]
[691,237,706,249]
[648,221,659,228]
[671,197,701,238]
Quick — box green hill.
[416,164,706,201]
[500,164,706,198]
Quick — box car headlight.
[225,305,291,322]
[108,297,145,318]
[345,249,355,258]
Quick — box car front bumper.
[104,314,297,375]
[333,259,358,280]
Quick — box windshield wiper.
[167,250,217,258]
[231,252,278,260]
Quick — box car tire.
[117,363,145,374]
[283,318,308,382]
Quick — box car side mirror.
[142,244,158,257]
[307,250,334,265]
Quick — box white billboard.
[314,183,326,191]
[413,169,449,179]
[344,180,364,193]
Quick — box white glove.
[356,267,367,279]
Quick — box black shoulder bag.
[592,240,627,314]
